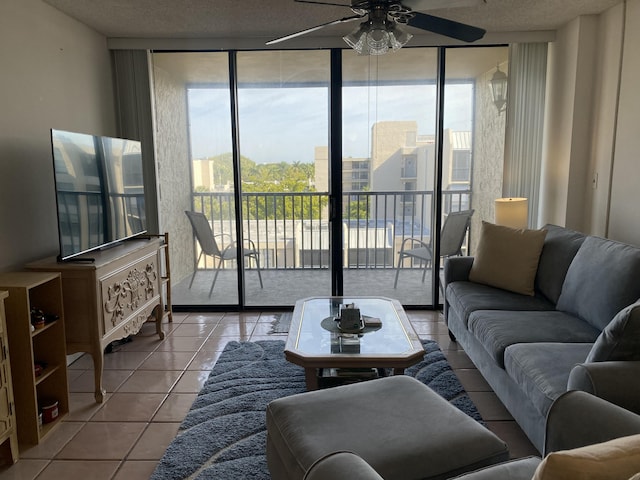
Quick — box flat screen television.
[50,129,147,261]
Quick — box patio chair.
[185,211,263,296]
[394,209,474,288]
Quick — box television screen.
[51,129,147,261]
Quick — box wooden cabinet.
[0,273,68,446]
[149,233,173,324]
[28,238,165,403]
[0,291,18,463]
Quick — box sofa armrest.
[443,256,474,285]
[567,361,640,414]
[544,390,640,455]
[304,451,383,480]
[449,457,541,480]
[442,257,474,323]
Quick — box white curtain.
[112,49,159,234]
[503,43,548,227]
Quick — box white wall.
[539,0,640,246]
[539,20,579,227]
[585,3,626,237]
[608,0,640,245]
[539,15,603,231]
[565,16,598,231]
[0,0,116,271]
[471,61,507,252]
[151,63,193,283]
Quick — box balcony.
[172,189,471,308]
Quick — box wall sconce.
[490,64,508,114]
[495,197,528,229]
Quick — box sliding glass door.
[235,51,332,306]
[341,49,439,305]
[152,52,244,306]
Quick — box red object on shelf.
[41,400,58,424]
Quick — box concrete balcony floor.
[171,267,439,308]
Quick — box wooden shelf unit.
[0,272,69,445]
[0,291,18,464]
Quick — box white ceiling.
[43,0,621,47]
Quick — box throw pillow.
[556,236,640,331]
[468,221,547,296]
[586,301,640,362]
[531,434,640,480]
[534,224,586,304]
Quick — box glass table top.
[289,296,419,357]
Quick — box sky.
[187,82,473,165]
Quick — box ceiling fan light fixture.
[343,18,412,56]
[365,26,391,55]
[388,23,413,50]
[343,22,369,54]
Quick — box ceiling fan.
[267,0,487,55]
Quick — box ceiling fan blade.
[407,12,485,42]
[266,14,363,45]
[402,0,484,11]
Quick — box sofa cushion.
[504,343,593,418]
[557,236,640,331]
[534,224,586,304]
[469,222,547,296]
[446,282,554,327]
[469,311,600,368]
[531,434,640,480]
[586,301,640,362]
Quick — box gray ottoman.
[266,375,509,480]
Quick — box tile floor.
[0,310,538,480]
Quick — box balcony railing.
[191,189,470,270]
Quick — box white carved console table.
[28,238,165,403]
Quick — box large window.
[152,46,509,309]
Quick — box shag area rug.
[151,339,483,480]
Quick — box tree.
[344,186,370,222]
[192,154,326,221]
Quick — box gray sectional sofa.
[442,223,640,453]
